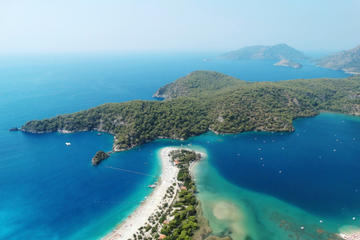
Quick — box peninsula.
[102,147,205,240]
[21,71,360,153]
[316,45,360,74]
[274,59,302,69]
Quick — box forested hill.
[153,71,244,99]
[22,71,360,151]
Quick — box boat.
[148,184,157,188]
[65,142,71,146]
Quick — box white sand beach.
[102,147,180,240]
[338,225,360,240]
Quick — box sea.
[0,53,357,240]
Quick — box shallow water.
[0,54,351,239]
[192,113,360,240]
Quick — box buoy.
[353,217,356,221]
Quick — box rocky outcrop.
[91,151,110,166]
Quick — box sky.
[0,0,359,54]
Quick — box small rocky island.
[9,127,19,132]
[274,59,302,69]
[91,150,110,166]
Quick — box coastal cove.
[22,112,360,240]
[103,147,206,240]
[191,113,360,240]
[98,112,360,240]
[0,54,356,240]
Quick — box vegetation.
[153,71,245,99]
[129,149,201,240]
[91,150,110,166]
[160,149,200,240]
[22,71,360,151]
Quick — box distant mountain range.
[219,43,360,74]
[219,43,307,62]
[316,45,360,74]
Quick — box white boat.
[65,142,71,146]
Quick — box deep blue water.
[189,113,360,220]
[0,131,159,239]
[0,53,352,239]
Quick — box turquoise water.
[192,113,360,239]
[0,131,161,239]
[0,54,351,239]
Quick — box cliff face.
[219,44,307,61]
[316,45,360,74]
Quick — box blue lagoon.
[0,54,355,239]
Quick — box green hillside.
[22,72,360,151]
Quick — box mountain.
[219,43,307,61]
[21,71,360,152]
[316,45,360,74]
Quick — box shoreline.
[338,226,360,240]
[102,147,180,240]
